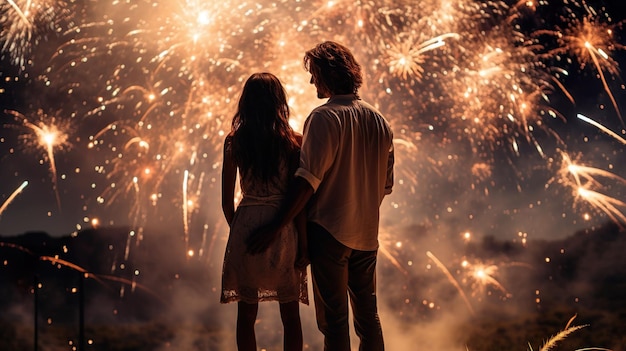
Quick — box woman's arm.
[221,136,237,226]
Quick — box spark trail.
[0,180,28,218]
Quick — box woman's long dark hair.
[230,72,299,182]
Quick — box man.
[248,41,394,351]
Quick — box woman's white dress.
[220,157,308,304]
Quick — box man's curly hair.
[304,41,363,96]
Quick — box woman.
[220,72,308,351]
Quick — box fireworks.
[534,1,625,124]
[552,150,626,228]
[0,180,28,217]
[461,259,510,298]
[4,109,71,209]
[577,113,626,145]
[426,250,475,316]
[442,27,552,154]
[385,33,460,81]
[0,0,68,68]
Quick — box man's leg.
[308,222,351,351]
[348,249,384,351]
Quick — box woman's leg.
[279,301,303,351]
[237,301,258,351]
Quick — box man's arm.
[247,177,314,254]
[385,140,394,195]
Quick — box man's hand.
[246,178,314,255]
[246,222,280,255]
[295,251,310,271]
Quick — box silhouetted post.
[34,275,38,351]
[79,273,85,351]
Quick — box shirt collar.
[328,94,358,103]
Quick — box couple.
[220,41,395,351]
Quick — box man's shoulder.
[359,101,393,134]
[308,103,337,119]
[356,99,383,114]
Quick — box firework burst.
[4,109,71,209]
[0,0,68,68]
[551,150,626,228]
[461,259,510,298]
[534,3,625,125]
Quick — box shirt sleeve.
[295,111,339,193]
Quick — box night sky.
[1,0,625,247]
